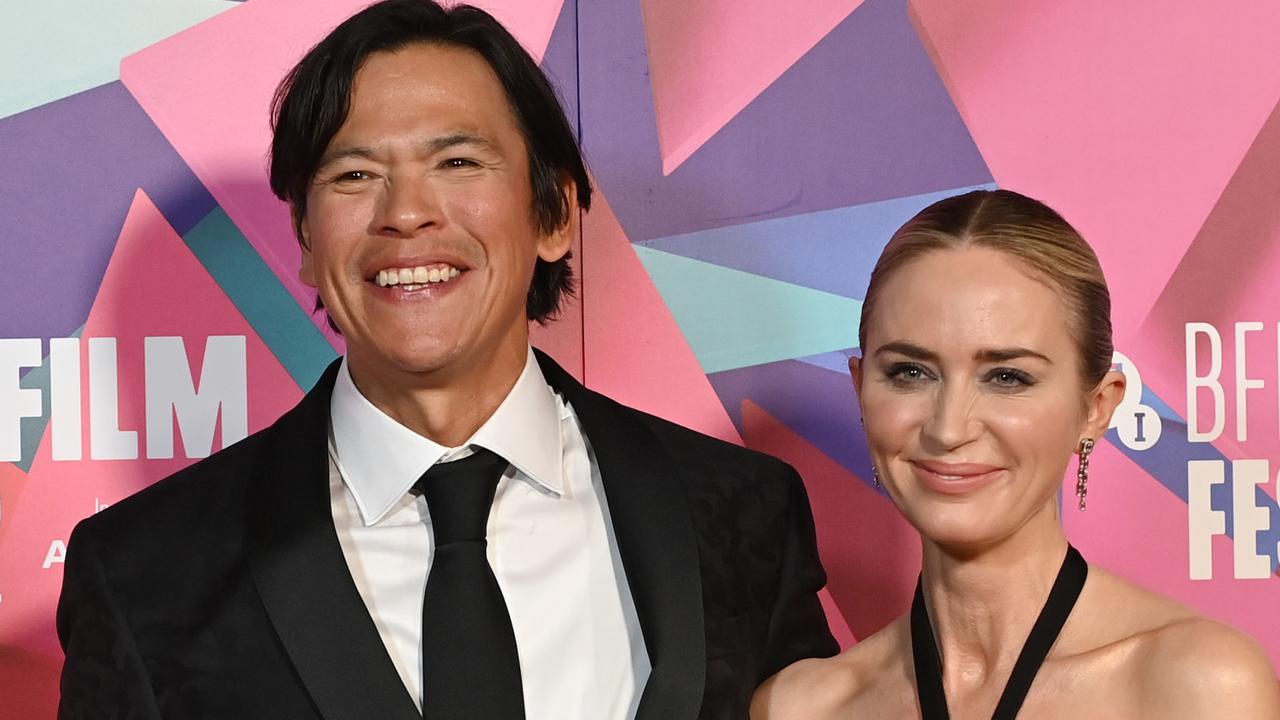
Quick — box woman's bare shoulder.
[751,656,856,720]
[1078,564,1200,636]
[1082,566,1280,717]
[751,618,908,720]
[1136,615,1280,717]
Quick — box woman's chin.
[899,502,1014,553]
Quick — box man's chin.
[347,342,464,381]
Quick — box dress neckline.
[910,544,1089,719]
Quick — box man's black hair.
[268,0,591,324]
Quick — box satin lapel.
[248,359,421,720]
[536,351,706,719]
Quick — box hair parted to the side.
[268,0,591,325]
[858,189,1114,390]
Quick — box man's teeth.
[375,265,462,288]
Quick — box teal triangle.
[183,208,337,390]
[634,246,861,374]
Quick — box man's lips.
[373,263,462,288]
[909,460,1005,495]
[363,254,473,282]
[364,261,472,298]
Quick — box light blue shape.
[795,350,856,375]
[0,0,238,119]
[637,183,998,300]
[183,208,337,391]
[634,246,862,374]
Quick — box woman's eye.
[335,170,370,182]
[885,362,931,385]
[442,157,478,168]
[986,367,1035,388]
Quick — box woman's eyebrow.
[873,342,1052,365]
[975,347,1052,364]
[874,342,937,361]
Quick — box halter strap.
[911,545,1089,719]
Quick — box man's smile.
[374,262,463,291]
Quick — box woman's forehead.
[867,247,1075,358]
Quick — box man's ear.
[1081,369,1126,445]
[296,210,317,288]
[536,177,579,263]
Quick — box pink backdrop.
[2,0,1279,716]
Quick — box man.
[57,1,837,718]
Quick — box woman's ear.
[1081,368,1126,444]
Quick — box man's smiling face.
[300,42,572,391]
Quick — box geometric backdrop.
[3,1,1279,715]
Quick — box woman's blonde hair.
[858,189,1113,389]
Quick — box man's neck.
[346,341,530,447]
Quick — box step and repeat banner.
[2,0,1279,715]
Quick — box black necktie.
[415,448,525,720]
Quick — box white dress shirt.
[327,348,650,719]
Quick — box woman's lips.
[909,460,1004,495]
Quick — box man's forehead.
[335,46,516,129]
[352,42,501,95]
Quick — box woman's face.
[851,245,1123,550]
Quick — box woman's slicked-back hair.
[268,0,591,324]
[859,189,1114,390]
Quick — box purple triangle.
[708,359,872,482]
[579,0,991,244]
[636,183,995,299]
[0,81,215,339]
[541,0,579,133]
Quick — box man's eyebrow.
[873,342,1052,364]
[422,132,495,153]
[316,145,377,170]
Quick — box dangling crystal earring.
[1076,438,1095,510]
[861,416,879,488]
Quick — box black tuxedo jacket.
[58,351,838,719]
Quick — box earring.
[1076,438,1095,510]
[871,465,881,488]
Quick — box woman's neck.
[919,503,1071,694]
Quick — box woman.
[752,190,1280,718]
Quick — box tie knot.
[414,448,509,546]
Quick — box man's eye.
[441,157,479,169]
[335,170,371,182]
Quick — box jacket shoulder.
[69,421,281,554]
[616,399,799,484]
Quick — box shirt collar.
[330,347,565,526]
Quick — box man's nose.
[374,177,442,236]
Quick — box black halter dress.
[910,545,1088,720]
